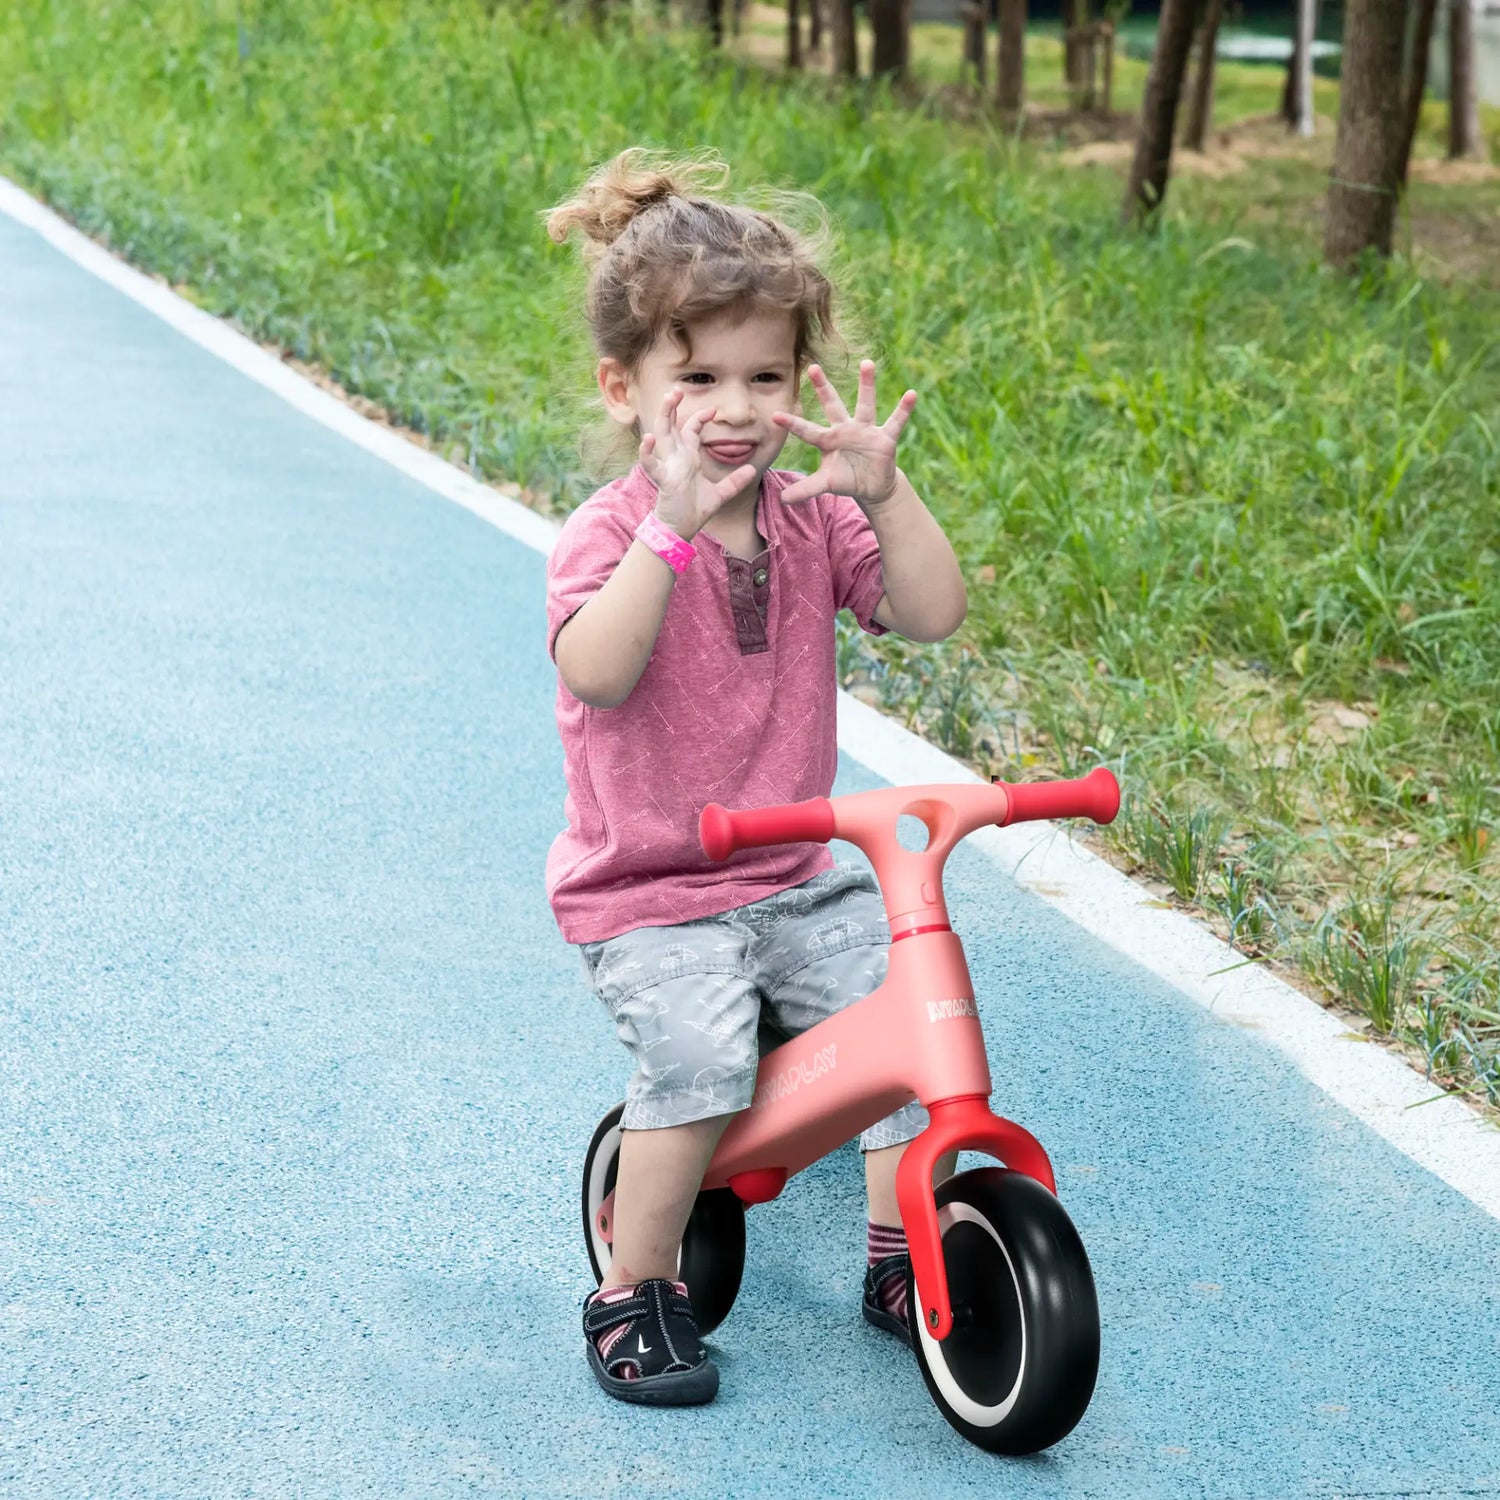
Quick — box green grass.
[1,0,1497,1103]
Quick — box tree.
[1064,0,1088,109]
[1098,7,1119,114]
[787,0,803,68]
[1281,0,1320,135]
[1122,0,1203,224]
[1324,0,1408,267]
[1182,0,1226,153]
[869,0,911,79]
[1398,0,1441,184]
[809,0,823,54]
[1448,0,1482,160]
[997,0,1026,115]
[963,1,987,86]
[830,0,858,75]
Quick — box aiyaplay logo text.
[926,996,978,1023]
[752,1043,838,1107]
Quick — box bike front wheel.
[906,1166,1099,1454]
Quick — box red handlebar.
[699,768,1119,862]
[699,796,835,862]
[995,765,1120,827]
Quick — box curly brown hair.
[544,146,843,382]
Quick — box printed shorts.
[578,864,928,1151]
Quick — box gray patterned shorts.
[578,863,928,1151]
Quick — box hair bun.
[545,147,730,255]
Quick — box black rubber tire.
[906,1166,1100,1455]
[581,1103,746,1336]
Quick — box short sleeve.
[546,500,635,661]
[823,493,889,637]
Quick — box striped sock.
[867,1221,909,1324]
[588,1281,690,1380]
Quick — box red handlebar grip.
[997,766,1120,827]
[699,797,836,862]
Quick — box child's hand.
[639,388,759,541]
[772,361,917,508]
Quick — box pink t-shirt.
[545,464,889,944]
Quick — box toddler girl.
[543,147,967,1406]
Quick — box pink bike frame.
[598,768,1119,1342]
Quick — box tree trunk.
[1398,0,1441,184]
[809,0,823,53]
[1281,0,1320,131]
[997,0,1026,114]
[830,0,858,74]
[963,2,987,85]
[1448,0,1482,159]
[869,0,910,78]
[1064,0,1091,109]
[1122,0,1203,224]
[1324,0,1408,267]
[1100,18,1115,113]
[788,0,803,68]
[705,0,724,46]
[1183,0,1225,151]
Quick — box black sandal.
[862,1253,913,1346]
[583,1279,720,1406]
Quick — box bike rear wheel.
[581,1103,746,1335]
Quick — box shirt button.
[753,568,769,587]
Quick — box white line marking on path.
[5,173,1497,1224]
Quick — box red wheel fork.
[895,1095,1057,1341]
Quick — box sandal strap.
[864,1252,909,1300]
[584,1279,705,1379]
[582,1280,694,1334]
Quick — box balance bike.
[581,767,1120,1454]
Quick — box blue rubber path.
[3,209,1500,1500]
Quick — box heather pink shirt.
[545,464,889,944]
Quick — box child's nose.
[715,387,753,424]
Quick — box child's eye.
[678,372,784,385]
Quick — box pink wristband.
[635,512,697,575]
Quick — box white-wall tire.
[907,1167,1099,1454]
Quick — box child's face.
[599,308,801,503]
